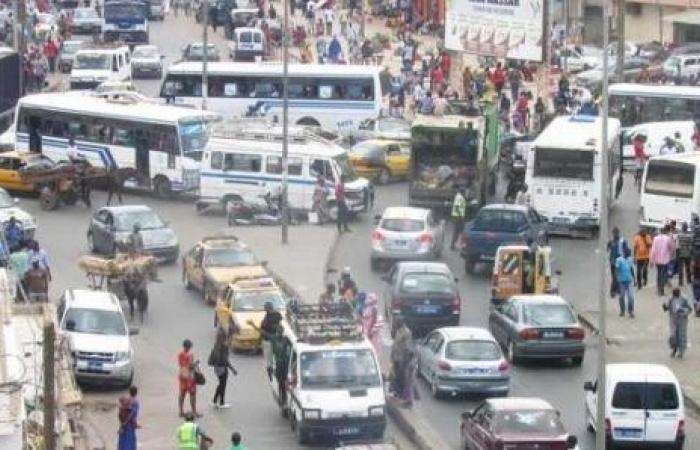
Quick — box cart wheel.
[40,189,60,211]
[62,189,78,206]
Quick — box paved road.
[330,180,700,450]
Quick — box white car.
[58,288,136,386]
[71,7,102,34]
[0,188,36,240]
[131,44,164,79]
[560,46,601,72]
[417,326,510,398]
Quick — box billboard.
[445,0,544,61]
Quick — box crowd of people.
[0,217,52,303]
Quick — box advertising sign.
[445,0,544,61]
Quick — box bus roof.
[648,152,700,166]
[17,92,221,124]
[609,83,700,99]
[411,114,484,131]
[207,133,346,157]
[532,115,621,152]
[166,61,381,78]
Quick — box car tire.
[572,355,584,367]
[203,282,215,304]
[377,167,391,185]
[153,176,172,198]
[183,270,193,290]
[430,373,443,399]
[87,232,97,253]
[507,340,520,365]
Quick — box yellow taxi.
[348,139,411,184]
[0,151,56,193]
[216,277,286,351]
[182,236,269,304]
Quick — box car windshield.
[332,154,358,182]
[75,8,97,18]
[133,47,158,58]
[180,120,210,153]
[0,190,14,208]
[446,340,501,361]
[189,44,218,57]
[204,248,257,267]
[63,308,126,335]
[522,304,576,326]
[74,53,110,70]
[381,218,424,232]
[300,349,381,390]
[115,210,165,231]
[494,409,566,436]
[400,272,453,295]
[234,290,285,311]
[378,119,410,133]
[105,3,146,19]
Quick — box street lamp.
[281,0,289,244]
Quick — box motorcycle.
[226,194,286,226]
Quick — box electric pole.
[563,0,570,75]
[616,0,625,80]
[281,0,289,245]
[201,0,209,110]
[596,0,610,448]
[43,317,56,450]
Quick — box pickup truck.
[460,203,548,274]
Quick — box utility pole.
[563,0,570,75]
[15,0,25,94]
[658,5,664,44]
[43,318,56,450]
[596,0,610,448]
[616,0,625,80]
[281,0,289,245]
[201,0,209,110]
[360,0,365,38]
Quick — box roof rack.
[210,119,329,145]
[286,302,364,344]
[201,235,239,244]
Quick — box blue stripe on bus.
[259,100,375,110]
[17,133,116,167]
[200,171,316,185]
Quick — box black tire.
[153,176,171,198]
[572,355,584,367]
[183,269,193,290]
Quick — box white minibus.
[70,45,132,90]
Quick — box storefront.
[664,9,700,45]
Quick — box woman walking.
[361,293,383,358]
[663,287,693,358]
[208,328,238,408]
[117,386,139,450]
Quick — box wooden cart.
[19,163,107,211]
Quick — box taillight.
[417,233,433,243]
[451,295,460,313]
[372,230,384,241]
[567,327,585,340]
[498,361,509,372]
[605,418,612,437]
[437,360,451,371]
[519,328,540,340]
[677,419,686,439]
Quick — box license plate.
[334,426,360,436]
[415,304,440,314]
[391,240,407,247]
[615,428,642,438]
[460,368,486,375]
[542,331,564,339]
[88,360,103,369]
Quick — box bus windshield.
[105,3,147,20]
[74,53,111,70]
[533,148,595,180]
[180,120,209,153]
[644,160,695,199]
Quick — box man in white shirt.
[659,137,677,155]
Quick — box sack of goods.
[78,254,157,277]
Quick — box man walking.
[607,227,629,297]
[615,247,635,318]
[663,287,693,358]
[677,222,693,286]
[335,175,351,233]
[450,188,466,250]
[176,413,213,450]
[258,301,282,381]
[650,226,675,296]
[208,328,237,409]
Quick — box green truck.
[408,107,501,213]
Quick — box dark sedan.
[488,294,585,365]
[461,397,578,450]
[382,261,460,334]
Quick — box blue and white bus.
[103,0,150,44]
[159,62,384,132]
[14,91,220,196]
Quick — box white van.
[640,152,700,229]
[622,120,695,168]
[230,27,265,62]
[584,363,685,449]
[526,115,623,237]
[70,45,131,90]
[270,304,386,445]
[197,123,370,215]
[664,54,700,79]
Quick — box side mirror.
[566,435,578,449]
[583,381,596,392]
[129,327,139,335]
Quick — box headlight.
[302,409,321,420]
[369,405,384,417]
[115,351,130,362]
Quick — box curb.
[577,311,700,418]
[385,398,451,450]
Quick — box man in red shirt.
[491,62,506,96]
[439,50,450,82]
[43,38,58,73]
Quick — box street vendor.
[127,223,145,254]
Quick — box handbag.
[194,369,206,386]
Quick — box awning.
[664,9,700,25]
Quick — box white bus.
[14,91,220,196]
[159,62,383,131]
[609,83,700,129]
[640,153,700,229]
[526,115,623,237]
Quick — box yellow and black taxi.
[348,139,411,184]
[182,235,268,304]
[216,276,286,351]
[0,151,56,193]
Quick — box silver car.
[489,295,586,366]
[58,40,85,73]
[417,326,510,398]
[87,205,179,262]
[131,45,164,79]
[72,7,102,34]
[370,206,444,270]
[356,117,411,142]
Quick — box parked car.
[460,397,579,450]
[181,42,220,62]
[488,294,585,365]
[370,206,445,269]
[382,261,459,333]
[576,57,661,90]
[87,205,179,262]
[71,7,102,34]
[229,27,265,62]
[58,288,137,386]
[636,41,669,62]
[349,139,411,184]
[131,44,164,79]
[417,326,510,398]
[355,117,411,142]
[584,363,685,449]
[663,53,700,79]
[0,187,36,240]
[460,203,548,274]
[58,40,85,73]
[182,235,268,304]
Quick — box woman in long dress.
[361,293,383,358]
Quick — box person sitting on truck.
[660,137,677,155]
[271,325,290,407]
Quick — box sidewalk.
[578,283,700,413]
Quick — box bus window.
[266,156,303,175]
[224,153,261,172]
[644,160,695,199]
[210,151,223,170]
